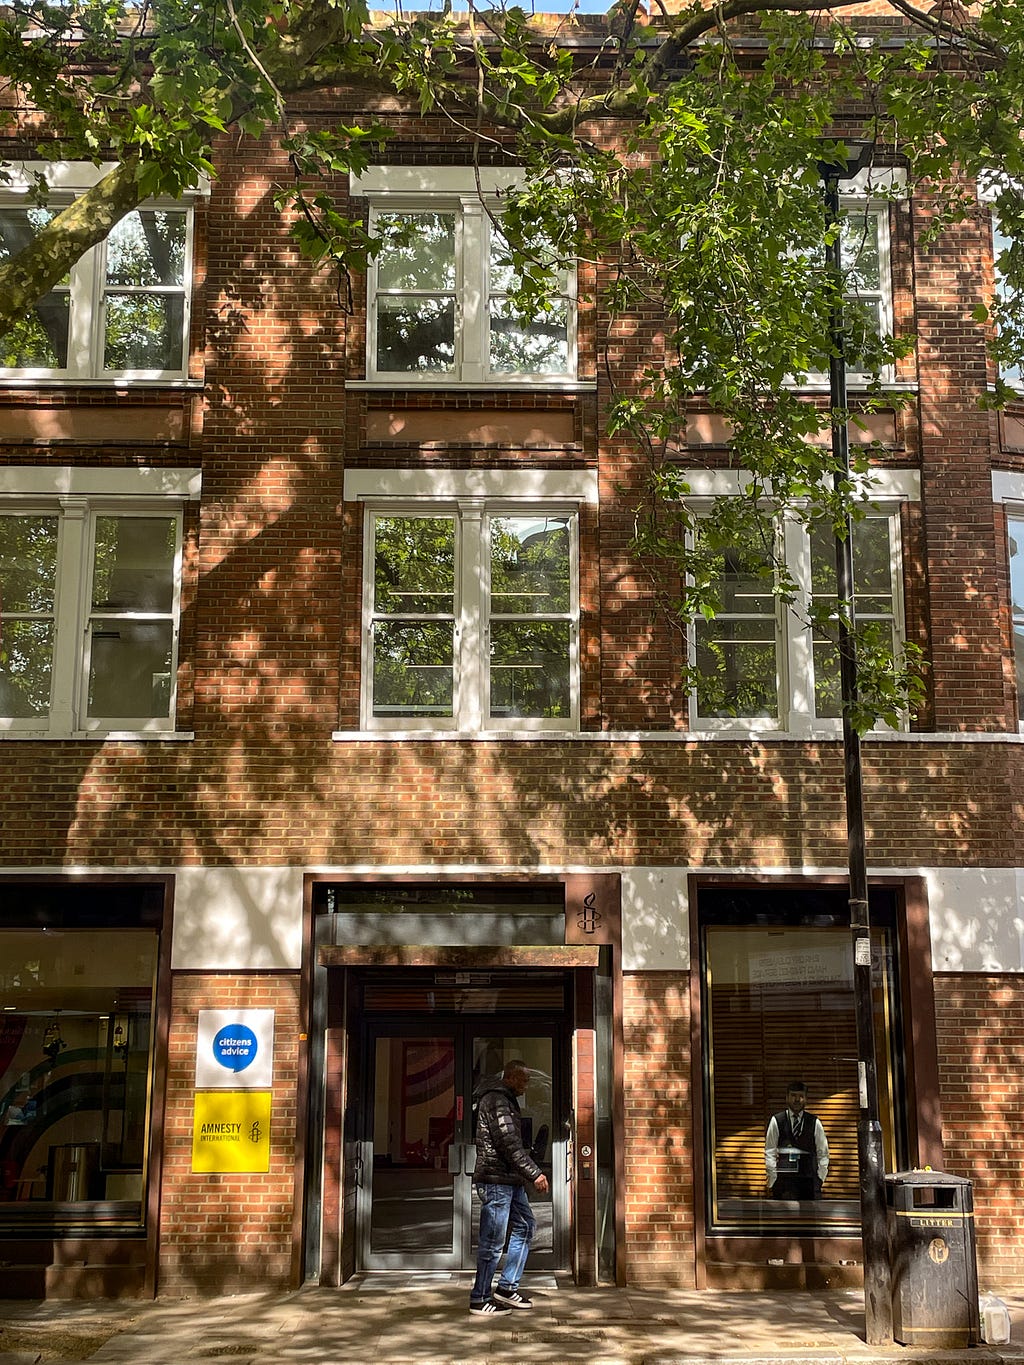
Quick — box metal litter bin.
[886,1170,980,1348]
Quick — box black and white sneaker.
[469,1298,512,1315]
[492,1286,533,1310]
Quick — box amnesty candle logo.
[192,1091,272,1173]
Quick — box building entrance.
[309,941,605,1287]
[357,1020,568,1271]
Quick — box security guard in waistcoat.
[765,1080,829,1200]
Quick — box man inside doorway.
[469,1059,549,1315]
[765,1079,829,1200]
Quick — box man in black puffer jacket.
[468,1059,549,1315]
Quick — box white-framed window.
[0,163,200,381]
[800,200,894,387]
[346,469,593,732]
[834,202,892,380]
[351,167,576,386]
[992,213,1022,389]
[1007,513,1024,723]
[686,472,916,734]
[0,468,196,737]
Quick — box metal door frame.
[355,1015,569,1272]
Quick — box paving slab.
[0,1281,1020,1365]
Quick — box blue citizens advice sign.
[213,1023,258,1072]
[195,1009,274,1089]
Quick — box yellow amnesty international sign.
[192,1090,272,1173]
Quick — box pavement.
[0,1274,1022,1365]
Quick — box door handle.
[448,1143,462,1175]
[464,1142,477,1176]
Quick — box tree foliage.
[2,0,1023,728]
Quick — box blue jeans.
[469,1182,536,1303]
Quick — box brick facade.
[1,54,1024,1301]
[935,975,1024,1288]
[622,974,695,1287]
[158,975,302,1296]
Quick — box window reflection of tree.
[376,213,457,373]
[695,540,778,719]
[809,517,896,718]
[490,518,572,718]
[103,211,186,371]
[0,515,58,718]
[372,517,456,717]
[0,209,70,366]
[489,234,570,374]
[373,209,570,376]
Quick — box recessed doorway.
[357,1018,567,1271]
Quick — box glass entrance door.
[469,1033,556,1265]
[357,1024,564,1271]
[364,1033,460,1265]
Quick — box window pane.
[0,516,58,719]
[374,517,455,615]
[1009,520,1024,617]
[841,212,881,290]
[490,620,570,719]
[810,518,894,613]
[695,618,778,718]
[0,621,54,717]
[105,210,186,287]
[812,638,842,719]
[490,516,570,614]
[104,294,185,371]
[376,212,456,292]
[372,621,454,717]
[92,518,176,613]
[489,299,569,374]
[0,928,157,1223]
[810,519,896,717]
[0,298,70,369]
[88,621,174,719]
[1015,624,1024,711]
[844,298,883,370]
[0,208,71,369]
[712,544,775,615]
[376,297,455,373]
[851,520,895,610]
[490,239,569,294]
[0,515,58,611]
[994,220,1022,385]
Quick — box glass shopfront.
[0,886,162,1231]
[699,884,906,1234]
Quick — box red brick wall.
[0,737,1020,871]
[622,973,695,1286]
[913,199,1010,731]
[2,78,1024,1300]
[934,973,1024,1288]
[158,974,302,1296]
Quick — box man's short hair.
[503,1059,529,1081]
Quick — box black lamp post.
[817,143,893,1346]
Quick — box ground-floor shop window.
[0,884,162,1230]
[699,884,906,1234]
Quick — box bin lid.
[885,1169,971,1187]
